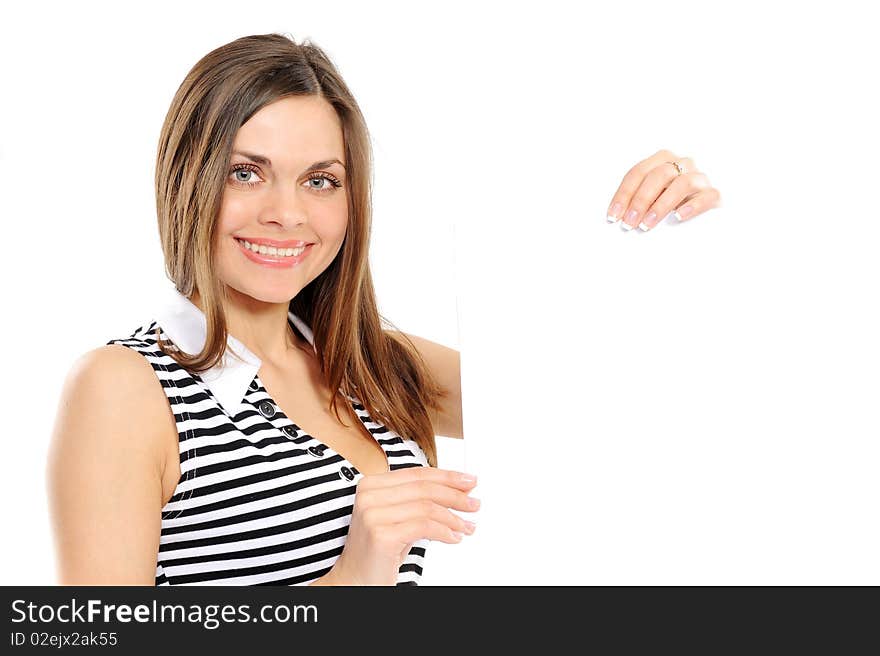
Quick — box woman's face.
[213,94,348,305]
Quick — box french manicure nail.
[469,497,481,510]
[463,521,476,534]
[452,531,464,541]
[620,219,634,231]
[458,473,477,484]
[641,211,657,229]
[606,201,623,223]
[676,205,695,220]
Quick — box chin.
[225,281,305,305]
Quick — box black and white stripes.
[106,319,429,586]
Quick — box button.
[307,446,324,457]
[258,400,276,418]
[283,425,298,439]
[339,466,355,481]
[249,379,259,391]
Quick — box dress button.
[258,400,276,418]
[307,446,323,457]
[283,425,298,439]
[339,466,355,481]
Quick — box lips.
[234,236,314,248]
[234,237,308,255]
[234,236,314,269]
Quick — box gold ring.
[667,161,686,176]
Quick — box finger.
[671,187,722,224]
[605,151,688,225]
[357,466,477,492]
[389,518,467,546]
[368,499,475,536]
[634,170,710,230]
[358,479,480,514]
[617,160,697,231]
[641,183,721,230]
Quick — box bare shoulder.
[52,343,177,473]
[386,330,463,439]
[59,344,173,430]
[68,343,160,391]
[46,344,174,584]
[387,331,459,366]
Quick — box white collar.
[153,282,316,413]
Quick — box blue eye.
[229,165,263,187]
[228,165,343,193]
[305,172,343,192]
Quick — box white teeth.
[238,239,307,257]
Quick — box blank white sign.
[1,0,876,586]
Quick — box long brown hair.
[154,33,445,467]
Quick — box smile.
[234,237,314,268]
[236,238,307,257]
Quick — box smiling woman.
[46,33,474,588]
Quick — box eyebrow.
[231,150,345,172]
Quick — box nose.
[258,178,308,229]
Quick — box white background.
[1,1,877,585]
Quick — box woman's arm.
[387,331,463,439]
[47,345,175,585]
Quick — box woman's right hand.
[328,467,480,586]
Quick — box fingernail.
[458,473,477,484]
[452,531,464,541]
[606,201,623,223]
[676,205,695,221]
[463,521,476,534]
[468,497,481,510]
[638,211,657,231]
[620,211,636,231]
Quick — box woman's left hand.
[605,149,722,231]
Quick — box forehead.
[232,95,344,165]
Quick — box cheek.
[216,193,252,231]
[313,199,349,242]
[212,195,248,269]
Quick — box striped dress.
[106,313,430,585]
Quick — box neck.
[189,286,310,367]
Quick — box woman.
[47,33,720,587]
